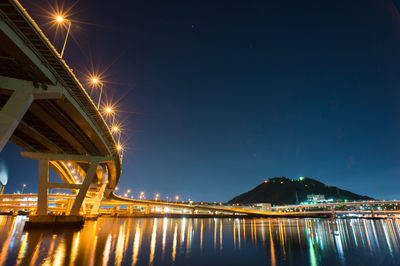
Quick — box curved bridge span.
[0,0,122,219]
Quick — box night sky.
[2,0,400,202]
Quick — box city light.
[54,14,71,57]
[105,107,113,114]
[90,76,104,109]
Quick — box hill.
[228,177,373,205]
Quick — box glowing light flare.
[105,107,113,114]
[56,15,64,23]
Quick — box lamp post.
[105,107,115,123]
[91,77,104,109]
[21,184,26,194]
[55,16,71,58]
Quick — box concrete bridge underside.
[0,0,122,223]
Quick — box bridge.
[271,200,400,219]
[0,0,282,226]
[1,0,399,226]
[0,0,124,225]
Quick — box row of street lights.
[53,14,124,154]
[114,187,183,202]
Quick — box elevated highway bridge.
[2,0,396,225]
[0,0,122,222]
[0,0,278,224]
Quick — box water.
[0,216,399,265]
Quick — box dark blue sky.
[3,0,400,202]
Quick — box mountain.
[228,177,373,205]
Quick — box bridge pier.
[145,205,151,214]
[37,159,49,215]
[369,204,375,218]
[330,206,336,220]
[21,152,111,228]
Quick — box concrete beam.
[47,183,81,189]
[0,76,62,99]
[21,151,112,163]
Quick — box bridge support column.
[145,205,150,214]
[89,182,107,216]
[70,162,99,215]
[161,207,165,214]
[0,90,33,152]
[330,206,336,220]
[37,160,49,215]
[369,204,375,218]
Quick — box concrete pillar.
[0,90,33,152]
[161,207,165,214]
[145,205,150,214]
[369,204,375,218]
[331,206,335,220]
[70,162,99,215]
[89,182,107,215]
[37,160,49,215]
[66,199,73,214]
[190,209,195,215]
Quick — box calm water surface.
[0,216,399,265]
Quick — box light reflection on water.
[0,216,399,265]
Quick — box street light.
[55,15,71,58]
[104,106,116,125]
[175,196,179,202]
[21,184,26,194]
[155,193,160,201]
[112,126,119,133]
[91,77,104,109]
[117,144,123,151]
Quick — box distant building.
[307,194,325,202]
[252,203,272,212]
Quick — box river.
[0,216,399,265]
